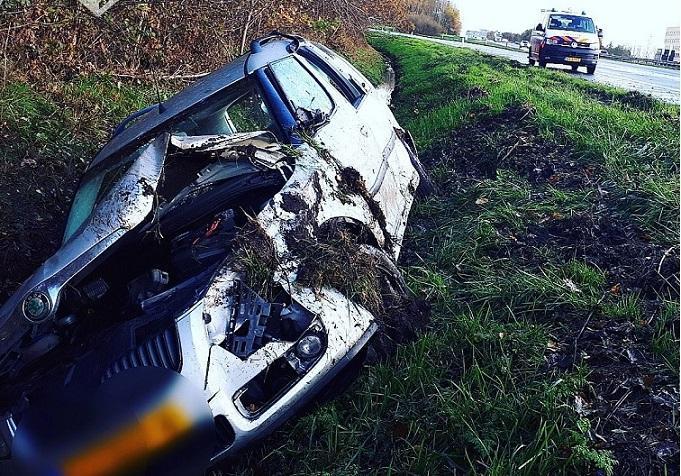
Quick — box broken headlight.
[234,320,326,416]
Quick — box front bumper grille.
[102,326,182,381]
[541,45,599,64]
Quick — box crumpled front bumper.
[175,285,377,462]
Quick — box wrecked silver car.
[0,33,430,474]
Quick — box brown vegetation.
[0,0,408,84]
[407,0,461,35]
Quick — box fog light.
[22,292,51,321]
[296,335,323,360]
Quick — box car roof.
[90,37,299,169]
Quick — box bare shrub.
[408,13,443,36]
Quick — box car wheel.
[538,55,547,67]
[586,65,596,74]
[529,58,536,66]
[571,64,579,72]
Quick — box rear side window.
[269,57,333,117]
[313,43,371,91]
[300,50,364,106]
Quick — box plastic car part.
[101,326,182,381]
[229,284,283,358]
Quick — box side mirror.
[598,28,603,38]
[535,24,544,32]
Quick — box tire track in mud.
[404,104,679,474]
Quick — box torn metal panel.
[170,131,280,153]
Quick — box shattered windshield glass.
[62,135,167,243]
[63,145,145,243]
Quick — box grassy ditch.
[231,35,679,475]
[0,34,677,475]
[346,46,387,86]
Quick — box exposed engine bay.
[0,133,303,404]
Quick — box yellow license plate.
[565,57,581,63]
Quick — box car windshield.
[548,14,596,33]
[63,144,146,243]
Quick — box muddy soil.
[295,221,430,360]
[0,143,83,302]
[426,105,596,189]
[584,88,660,112]
[414,105,680,475]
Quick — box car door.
[298,45,395,193]
[298,46,419,252]
[267,55,381,185]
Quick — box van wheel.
[586,65,596,74]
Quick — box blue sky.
[458,0,679,54]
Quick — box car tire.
[586,65,596,74]
[538,56,547,67]
[529,58,536,66]
[571,64,579,72]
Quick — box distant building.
[663,26,679,62]
[465,29,488,40]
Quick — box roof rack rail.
[250,31,305,53]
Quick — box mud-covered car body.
[0,34,425,471]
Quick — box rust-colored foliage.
[0,0,407,84]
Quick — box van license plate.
[565,57,581,63]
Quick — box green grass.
[347,46,387,86]
[601,293,645,321]
[651,301,680,374]
[1,37,677,475]
[371,35,679,246]
[0,75,162,166]
[227,35,679,475]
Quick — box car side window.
[226,90,273,132]
[172,81,273,136]
[312,44,371,93]
[269,57,333,117]
[299,51,364,106]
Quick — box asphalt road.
[384,32,680,104]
